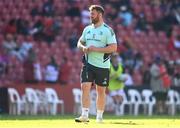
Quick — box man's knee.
[96,86,106,97]
[81,82,92,93]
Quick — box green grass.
[0,114,180,128]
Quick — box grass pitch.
[0,114,180,128]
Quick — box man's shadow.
[108,121,141,125]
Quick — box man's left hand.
[88,46,97,52]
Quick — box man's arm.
[77,39,88,53]
[88,43,117,53]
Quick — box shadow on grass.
[109,121,142,125]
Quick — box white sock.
[82,108,89,118]
[96,110,104,119]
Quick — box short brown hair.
[89,5,104,15]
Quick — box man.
[75,5,117,123]
[108,53,125,115]
[150,56,169,114]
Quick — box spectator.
[0,52,9,76]
[0,20,4,34]
[167,33,176,53]
[107,7,118,21]
[142,63,152,86]
[168,34,180,56]
[118,6,133,27]
[171,0,180,24]
[173,35,180,49]
[66,4,81,17]
[4,19,17,34]
[120,36,135,63]
[30,16,44,41]
[0,62,5,76]
[31,16,59,44]
[34,60,42,82]
[159,60,171,89]
[73,16,84,35]
[16,18,29,35]
[173,72,180,87]
[43,17,56,44]
[81,8,90,25]
[133,52,143,70]
[122,67,134,86]
[42,0,55,17]
[69,29,78,51]
[123,50,134,70]
[153,4,179,32]
[59,57,71,85]
[23,48,36,83]
[16,36,33,61]
[2,34,18,56]
[108,53,126,115]
[0,54,7,77]
[150,56,170,114]
[30,4,41,17]
[52,16,61,34]
[45,56,59,83]
[135,13,148,32]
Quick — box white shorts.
[109,89,124,97]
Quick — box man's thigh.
[81,65,94,83]
[94,68,109,87]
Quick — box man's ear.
[98,13,102,17]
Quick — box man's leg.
[75,82,92,122]
[114,95,123,115]
[81,82,92,117]
[96,85,106,122]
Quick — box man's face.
[90,9,100,24]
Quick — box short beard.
[91,17,99,24]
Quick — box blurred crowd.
[0,0,179,87]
